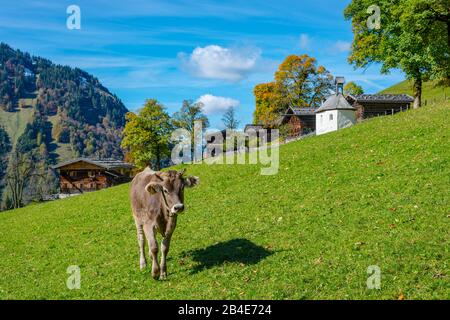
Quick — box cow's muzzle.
[171,203,184,214]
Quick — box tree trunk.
[155,145,161,170]
[447,20,450,48]
[413,77,422,109]
[156,154,161,170]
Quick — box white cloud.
[179,45,261,81]
[334,41,351,53]
[299,34,310,49]
[196,94,240,115]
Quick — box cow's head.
[145,169,199,215]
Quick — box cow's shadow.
[181,238,272,274]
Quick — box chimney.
[335,76,345,95]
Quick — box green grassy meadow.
[381,80,450,105]
[0,105,75,162]
[48,114,76,161]
[0,107,34,147]
[0,102,449,300]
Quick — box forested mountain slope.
[0,43,128,209]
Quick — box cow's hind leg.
[143,223,160,280]
[160,236,172,280]
[136,223,146,270]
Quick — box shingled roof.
[316,93,356,113]
[348,94,414,103]
[52,158,134,170]
[289,107,317,116]
[244,124,264,132]
[276,107,317,125]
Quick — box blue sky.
[0,0,405,129]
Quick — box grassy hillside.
[380,80,450,105]
[0,103,449,300]
[0,107,34,147]
[0,104,76,163]
[48,114,76,161]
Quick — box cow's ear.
[145,182,163,194]
[185,176,199,188]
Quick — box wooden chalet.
[243,124,264,133]
[205,129,227,143]
[52,158,134,194]
[277,107,316,138]
[346,94,414,120]
[243,124,274,142]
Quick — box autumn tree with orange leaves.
[253,54,333,127]
[253,82,283,129]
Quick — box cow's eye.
[163,187,169,194]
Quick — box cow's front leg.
[160,236,172,280]
[143,224,160,279]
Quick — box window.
[329,114,334,121]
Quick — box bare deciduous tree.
[5,151,42,209]
[222,107,240,131]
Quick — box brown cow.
[130,167,199,280]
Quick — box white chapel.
[315,77,357,136]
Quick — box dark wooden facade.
[53,159,134,194]
[346,94,414,120]
[243,124,274,143]
[278,107,316,138]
